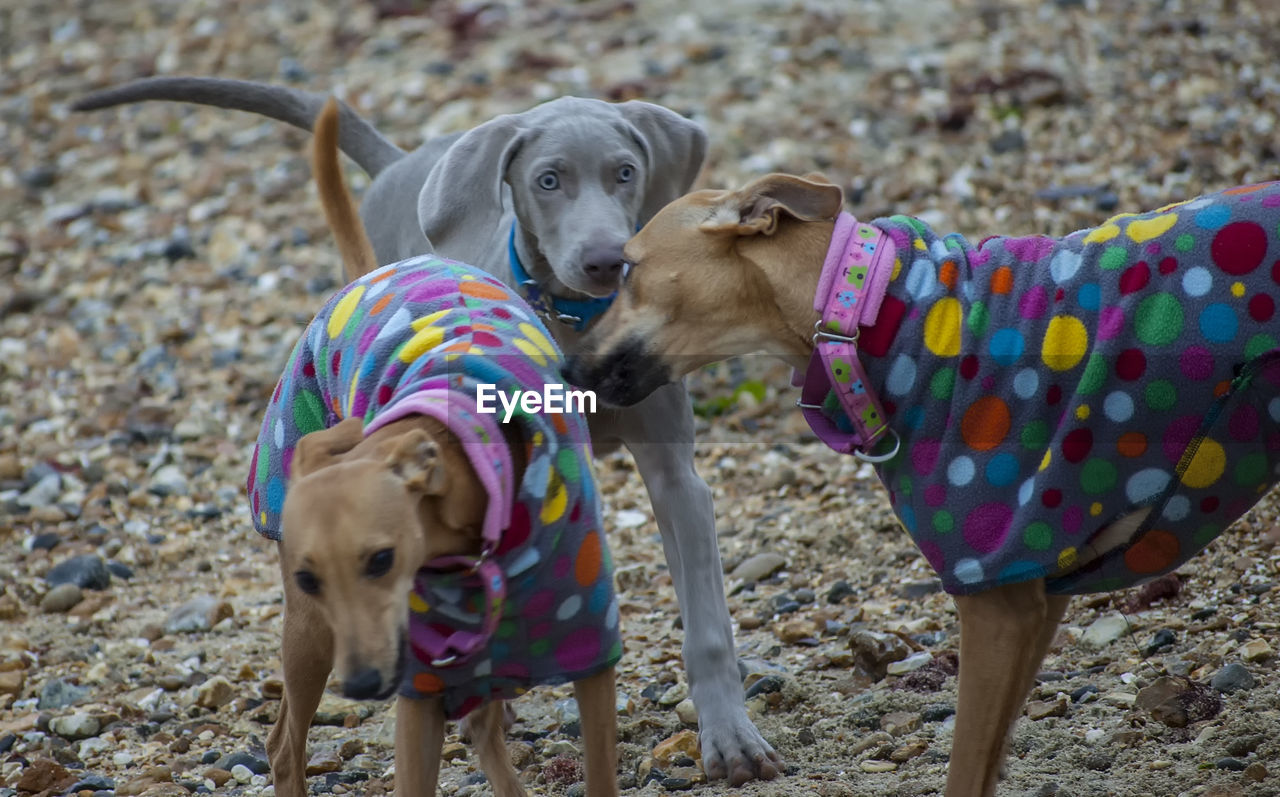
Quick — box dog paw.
[698,712,783,786]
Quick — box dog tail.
[313,98,379,283]
[71,77,405,177]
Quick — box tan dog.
[264,99,619,797]
[565,173,1280,795]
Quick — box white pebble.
[231,764,254,784]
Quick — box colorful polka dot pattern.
[862,181,1280,596]
[247,255,620,718]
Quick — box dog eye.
[366,548,395,578]
[617,164,635,183]
[295,570,321,595]
[537,171,559,191]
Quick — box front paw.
[697,710,783,786]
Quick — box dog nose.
[582,243,625,277]
[342,667,383,700]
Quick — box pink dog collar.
[365,389,514,666]
[796,212,899,460]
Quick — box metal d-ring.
[812,318,860,346]
[853,427,901,464]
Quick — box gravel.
[4,0,1280,795]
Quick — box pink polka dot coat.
[832,182,1280,595]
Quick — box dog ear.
[416,116,528,267]
[701,173,844,236]
[617,102,709,224]
[292,417,365,478]
[383,429,448,495]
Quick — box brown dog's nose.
[342,667,383,700]
[582,242,625,277]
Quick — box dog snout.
[581,242,625,278]
[563,339,670,406]
[342,666,385,700]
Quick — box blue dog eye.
[538,171,560,191]
[617,164,635,183]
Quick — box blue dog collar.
[507,223,617,331]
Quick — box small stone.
[306,747,342,775]
[1081,613,1129,649]
[1240,638,1273,662]
[0,668,24,696]
[165,595,232,634]
[39,678,90,710]
[148,465,188,497]
[204,768,233,787]
[442,742,467,761]
[921,704,955,722]
[1226,734,1263,757]
[730,552,786,583]
[1217,757,1248,771]
[49,712,100,740]
[1244,762,1268,782]
[886,651,933,675]
[889,739,927,762]
[28,532,62,551]
[674,698,698,725]
[794,587,816,604]
[196,676,234,709]
[1071,684,1100,703]
[776,619,819,644]
[279,57,310,82]
[68,774,115,792]
[18,472,61,508]
[40,583,84,613]
[661,776,694,790]
[990,129,1026,154]
[860,760,898,773]
[212,752,269,775]
[739,615,763,630]
[508,741,535,769]
[848,630,911,679]
[658,683,688,707]
[880,711,921,736]
[45,554,111,591]
[1143,629,1176,657]
[826,580,855,604]
[744,674,784,699]
[15,759,73,793]
[230,764,254,784]
[20,165,57,189]
[1083,750,1113,771]
[1026,695,1069,720]
[1211,662,1255,693]
[653,729,700,766]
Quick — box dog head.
[416,97,706,298]
[564,173,844,406]
[278,417,486,700]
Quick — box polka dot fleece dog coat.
[248,256,621,718]
[843,181,1280,596]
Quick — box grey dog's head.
[416,97,707,298]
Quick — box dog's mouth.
[562,339,671,406]
[374,632,406,701]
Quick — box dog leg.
[946,579,1061,797]
[267,575,334,797]
[996,592,1070,779]
[395,695,445,796]
[622,383,782,785]
[575,667,620,797]
[468,700,526,797]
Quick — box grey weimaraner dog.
[73,77,782,785]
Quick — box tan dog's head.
[280,417,486,700]
[564,173,844,405]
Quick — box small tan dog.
[255,99,621,797]
[566,173,1280,795]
